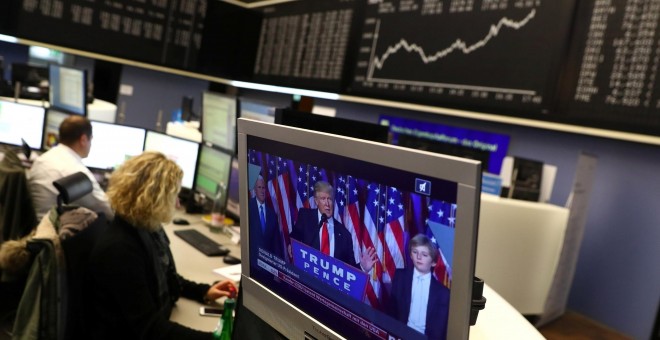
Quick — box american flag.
[334,175,361,265]
[307,166,327,208]
[363,182,385,306]
[296,163,311,210]
[426,199,456,287]
[383,186,406,284]
[265,154,295,259]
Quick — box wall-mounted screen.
[48,64,87,116]
[238,119,481,340]
[348,1,576,116]
[83,121,146,170]
[144,130,200,189]
[379,115,510,175]
[0,100,45,149]
[201,91,237,152]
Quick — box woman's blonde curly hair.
[106,151,182,230]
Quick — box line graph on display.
[367,9,538,92]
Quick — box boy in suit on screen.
[388,233,450,340]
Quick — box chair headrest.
[53,172,93,205]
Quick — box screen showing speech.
[48,64,87,116]
[0,100,45,149]
[83,121,146,170]
[144,131,200,189]
[42,109,71,150]
[201,91,237,152]
[239,119,480,340]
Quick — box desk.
[166,213,544,339]
[165,213,240,332]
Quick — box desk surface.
[166,213,544,339]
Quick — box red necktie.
[321,219,330,255]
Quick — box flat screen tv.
[48,64,87,116]
[237,119,481,339]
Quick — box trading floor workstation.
[1,82,548,338]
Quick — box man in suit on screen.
[290,181,376,271]
[388,233,450,340]
[248,175,283,258]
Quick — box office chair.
[11,171,107,340]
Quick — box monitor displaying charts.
[0,100,46,149]
[144,130,200,189]
[83,121,146,170]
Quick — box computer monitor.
[0,100,46,149]
[144,130,200,189]
[237,119,481,339]
[274,108,390,144]
[83,121,146,170]
[48,64,87,116]
[238,97,276,123]
[10,63,49,100]
[42,108,71,150]
[226,157,240,219]
[201,91,237,152]
[194,144,232,204]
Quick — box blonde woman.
[85,151,236,339]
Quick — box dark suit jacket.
[290,208,356,266]
[388,267,450,340]
[248,197,283,258]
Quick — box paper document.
[213,264,242,282]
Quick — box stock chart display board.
[561,0,660,135]
[348,0,576,115]
[251,0,365,91]
[15,0,208,70]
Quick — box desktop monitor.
[226,157,240,218]
[274,108,390,144]
[83,121,146,170]
[201,91,237,152]
[237,119,481,339]
[144,130,200,189]
[10,63,49,100]
[42,108,71,150]
[194,144,232,204]
[48,64,87,116]
[0,100,46,149]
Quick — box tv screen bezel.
[237,118,481,339]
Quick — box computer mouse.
[223,255,241,265]
[172,218,190,225]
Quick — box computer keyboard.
[173,229,230,257]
